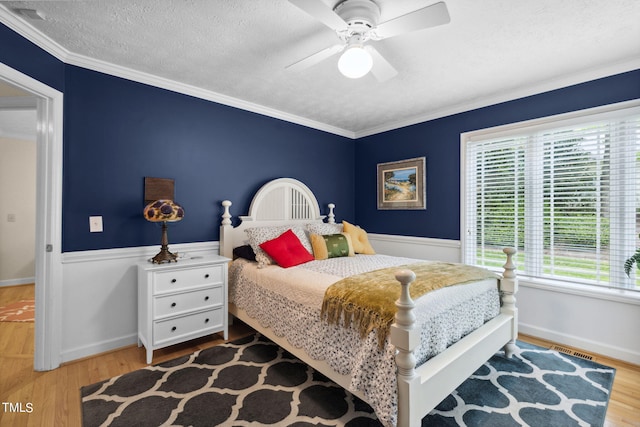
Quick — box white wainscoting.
[60,241,219,363]
[516,279,640,365]
[367,233,462,262]
[57,236,640,366]
[368,233,640,365]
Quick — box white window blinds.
[463,104,640,291]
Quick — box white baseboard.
[0,277,35,287]
[61,333,138,364]
[519,322,640,365]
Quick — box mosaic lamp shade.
[143,200,184,263]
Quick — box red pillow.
[259,229,314,268]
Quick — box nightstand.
[137,255,230,364]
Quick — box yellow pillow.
[342,221,376,254]
[310,233,355,260]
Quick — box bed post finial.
[221,200,232,226]
[501,247,518,357]
[220,200,233,258]
[502,247,516,279]
[327,203,335,224]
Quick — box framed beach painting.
[377,157,426,210]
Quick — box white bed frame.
[220,178,518,427]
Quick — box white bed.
[219,178,518,427]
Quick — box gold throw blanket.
[320,262,498,347]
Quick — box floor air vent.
[549,345,595,361]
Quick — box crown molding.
[0,5,69,61]
[354,57,640,138]
[64,51,356,139]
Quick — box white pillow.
[245,225,312,267]
[305,222,343,236]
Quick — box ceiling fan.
[287,0,450,81]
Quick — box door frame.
[0,62,63,371]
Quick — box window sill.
[514,275,640,306]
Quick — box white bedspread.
[228,254,500,426]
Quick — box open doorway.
[0,88,36,284]
[0,62,63,371]
[0,84,37,372]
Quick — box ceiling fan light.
[338,45,373,79]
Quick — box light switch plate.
[89,216,103,232]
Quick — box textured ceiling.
[0,0,639,138]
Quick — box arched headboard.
[220,178,335,258]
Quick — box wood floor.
[1,284,639,426]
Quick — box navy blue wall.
[1,23,354,252]
[62,66,354,251]
[354,69,640,240]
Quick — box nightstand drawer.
[153,308,223,345]
[154,286,223,318]
[154,264,223,293]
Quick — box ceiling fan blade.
[367,46,398,82]
[375,1,450,39]
[288,0,348,31]
[286,44,344,72]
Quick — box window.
[462,102,640,291]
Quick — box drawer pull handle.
[204,296,209,301]
[204,274,210,279]
[171,302,176,307]
[171,326,177,332]
[171,279,177,283]
[205,318,209,323]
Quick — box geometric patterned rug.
[0,299,35,322]
[80,334,615,427]
[424,340,615,427]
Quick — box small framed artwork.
[377,157,426,210]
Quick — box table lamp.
[143,199,184,263]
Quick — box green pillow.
[310,233,355,260]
